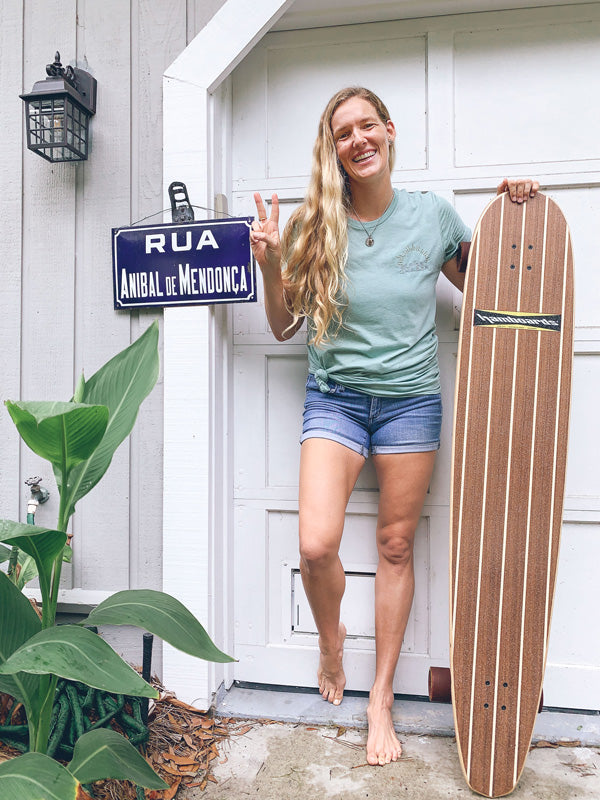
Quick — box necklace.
[349,193,394,247]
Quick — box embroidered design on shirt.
[397,244,430,274]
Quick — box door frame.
[162,0,295,707]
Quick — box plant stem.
[47,553,64,628]
[7,546,20,583]
[48,416,71,627]
[31,675,58,753]
[57,420,70,535]
[27,712,38,754]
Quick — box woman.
[250,86,538,767]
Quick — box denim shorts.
[300,374,442,457]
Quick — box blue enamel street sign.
[112,217,257,309]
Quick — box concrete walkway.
[178,687,600,799]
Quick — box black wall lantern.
[20,52,97,163]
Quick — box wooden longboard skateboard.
[447,192,574,797]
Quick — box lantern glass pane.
[24,94,90,161]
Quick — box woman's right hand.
[250,192,300,341]
[250,192,281,273]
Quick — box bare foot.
[317,623,346,705]
[366,688,403,765]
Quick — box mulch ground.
[0,681,257,799]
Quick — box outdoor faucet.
[25,476,50,517]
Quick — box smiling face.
[330,96,396,189]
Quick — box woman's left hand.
[497,178,540,204]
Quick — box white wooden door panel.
[230,5,600,708]
[549,524,600,667]
[235,349,305,496]
[546,524,600,708]
[551,187,600,330]
[232,22,428,185]
[427,340,461,506]
[265,32,427,177]
[234,350,269,494]
[565,356,600,504]
[453,20,600,167]
[266,355,308,487]
[234,505,269,645]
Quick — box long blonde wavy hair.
[281,87,396,345]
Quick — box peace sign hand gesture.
[250,193,281,275]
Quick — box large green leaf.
[60,321,159,516]
[0,544,31,581]
[0,541,72,590]
[0,520,67,608]
[0,753,79,800]
[14,554,38,590]
[0,571,43,716]
[0,625,158,699]
[5,401,109,472]
[83,589,235,663]
[0,520,67,576]
[69,728,168,788]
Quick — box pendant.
[365,236,374,247]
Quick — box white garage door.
[229,4,600,709]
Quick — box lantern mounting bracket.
[41,52,97,116]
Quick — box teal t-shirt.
[307,189,471,397]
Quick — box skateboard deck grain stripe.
[450,192,573,797]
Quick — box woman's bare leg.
[366,451,436,765]
[299,437,365,705]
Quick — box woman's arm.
[250,192,303,341]
[441,241,469,292]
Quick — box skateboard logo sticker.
[473,309,561,331]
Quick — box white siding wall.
[0,0,226,668]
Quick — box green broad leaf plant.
[0,322,234,797]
